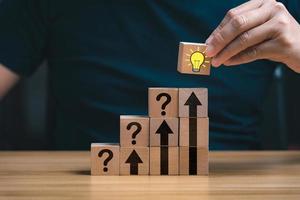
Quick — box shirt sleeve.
[0,0,47,77]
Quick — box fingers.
[206,2,272,58]
[232,0,264,13]
[204,1,300,72]
[209,0,264,36]
[212,19,275,67]
[223,41,275,66]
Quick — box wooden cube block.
[91,143,119,176]
[150,147,179,175]
[120,147,149,175]
[179,88,208,118]
[150,118,178,147]
[148,88,178,117]
[179,147,209,175]
[177,42,211,75]
[120,115,149,147]
[179,117,209,148]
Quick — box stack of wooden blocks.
[91,42,211,176]
[91,88,209,176]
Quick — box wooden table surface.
[0,151,300,200]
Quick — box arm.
[0,64,19,100]
[0,0,47,95]
[205,0,300,73]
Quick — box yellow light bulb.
[190,51,205,72]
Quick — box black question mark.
[127,122,142,145]
[98,149,113,172]
[156,93,171,116]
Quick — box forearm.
[0,63,19,100]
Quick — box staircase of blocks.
[91,42,211,176]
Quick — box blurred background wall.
[0,63,300,150]
[260,66,300,150]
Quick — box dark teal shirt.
[0,0,299,150]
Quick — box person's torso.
[45,0,275,149]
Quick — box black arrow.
[156,120,174,175]
[189,147,197,175]
[185,92,201,147]
[184,92,202,118]
[155,120,174,146]
[125,150,143,175]
[184,92,201,175]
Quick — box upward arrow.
[184,92,202,117]
[155,120,174,146]
[156,120,173,175]
[125,150,143,175]
[185,92,201,175]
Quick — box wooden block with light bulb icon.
[148,88,178,118]
[91,143,119,176]
[177,42,211,75]
[120,115,149,147]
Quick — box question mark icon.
[127,122,142,145]
[156,93,171,116]
[98,149,113,172]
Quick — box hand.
[205,0,300,73]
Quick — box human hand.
[205,0,300,73]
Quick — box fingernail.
[212,59,220,67]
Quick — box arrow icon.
[155,120,174,146]
[184,92,201,147]
[189,147,197,175]
[184,92,202,118]
[125,150,143,175]
[184,92,201,175]
[156,120,174,175]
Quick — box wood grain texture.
[148,88,178,118]
[120,115,149,147]
[179,117,209,148]
[177,42,211,75]
[149,147,179,175]
[150,118,179,147]
[91,143,119,176]
[1,151,300,200]
[179,147,209,175]
[179,88,208,118]
[119,147,149,175]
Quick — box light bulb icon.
[183,44,211,74]
[190,51,205,72]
